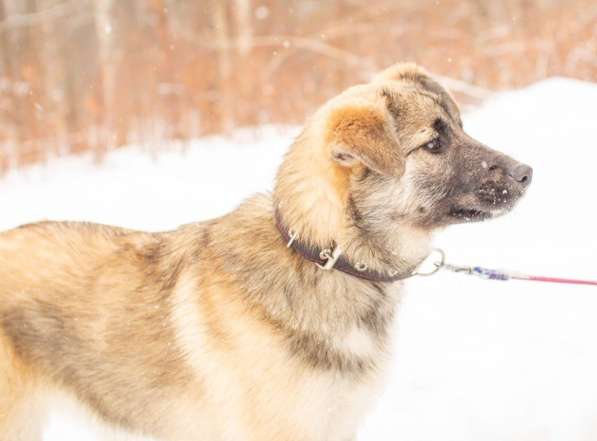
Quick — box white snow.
[1,78,596,441]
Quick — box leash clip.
[413,248,445,277]
[443,262,474,275]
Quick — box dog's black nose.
[509,164,533,187]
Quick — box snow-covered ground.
[1,78,596,441]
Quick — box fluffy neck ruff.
[273,130,432,279]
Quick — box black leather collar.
[274,209,412,283]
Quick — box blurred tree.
[0,0,594,170]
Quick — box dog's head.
[314,63,532,234]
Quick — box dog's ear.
[326,103,404,177]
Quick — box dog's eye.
[423,138,442,154]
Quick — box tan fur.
[0,62,530,441]
[327,105,404,176]
[0,324,49,441]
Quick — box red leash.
[510,274,597,286]
[418,249,597,287]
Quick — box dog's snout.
[508,164,533,187]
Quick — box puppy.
[0,63,532,441]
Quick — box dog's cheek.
[414,160,452,203]
[393,163,452,227]
[378,165,423,221]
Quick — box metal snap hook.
[412,248,445,277]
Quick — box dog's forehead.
[383,81,461,126]
[329,79,460,129]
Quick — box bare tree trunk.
[0,0,15,171]
[235,0,252,56]
[13,0,42,165]
[234,0,254,125]
[151,0,178,140]
[212,0,234,131]
[38,0,66,158]
[94,0,114,154]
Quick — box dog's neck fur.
[273,129,431,277]
[201,131,433,374]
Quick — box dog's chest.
[295,362,389,441]
[172,310,389,440]
[167,272,400,441]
